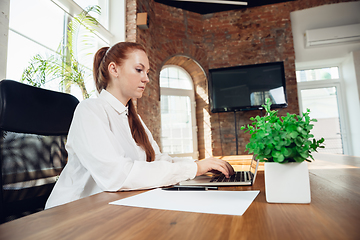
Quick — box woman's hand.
[195,157,235,178]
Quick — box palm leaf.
[20,5,101,100]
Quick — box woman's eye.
[136,68,142,73]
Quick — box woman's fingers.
[224,161,235,176]
[218,164,230,178]
[210,158,234,177]
[195,158,235,177]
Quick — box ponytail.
[93,46,110,93]
[128,100,155,162]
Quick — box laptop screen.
[249,156,259,183]
[250,157,258,174]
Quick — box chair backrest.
[0,79,79,223]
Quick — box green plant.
[241,98,325,163]
[21,5,101,99]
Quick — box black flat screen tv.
[209,61,288,113]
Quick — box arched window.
[160,66,198,159]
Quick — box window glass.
[9,0,64,51]
[296,67,339,82]
[6,0,110,100]
[300,87,343,154]
[161,95,193,154]
[7,31,62,91]
[7,0,64,89]
[71,17,108,99]
[74,0,99,10]
[160,67,193,90]
[73,0,108,28]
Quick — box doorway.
[296,67,348,154]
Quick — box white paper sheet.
[109,189,260,216]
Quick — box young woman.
[45,42,234,209]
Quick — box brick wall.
[203,2,303,156]
[128,0,354,158]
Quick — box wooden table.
[0,153,359,240]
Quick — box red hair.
[93,42,155,162]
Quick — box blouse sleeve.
[67,101,197,192]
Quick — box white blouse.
[45,90,197,209]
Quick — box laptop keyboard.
[210,171,251,183]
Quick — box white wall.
[291,2,360,156]
[354,50,360,103]
[342,51,360,156]
[0,0,10,80]
[291,1,360,64]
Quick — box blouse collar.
[99,89,128,115]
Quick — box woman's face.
[110,49,150,105]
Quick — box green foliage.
[241,98,325,163]
[21,5,101,99]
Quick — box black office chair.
[0,79,79,223]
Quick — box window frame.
[295,66,340,83]
[53,0,113,44]
[160,65,199,159]
[296,64,351,155]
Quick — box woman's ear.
[108,62,119,78]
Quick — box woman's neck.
[106,87,129,106]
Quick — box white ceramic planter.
[264,161,311,204]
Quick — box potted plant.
[241,98,325,203]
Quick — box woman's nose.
[143,73,150,83]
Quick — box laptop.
[179,156,259,186]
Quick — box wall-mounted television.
[209,61,288,113]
